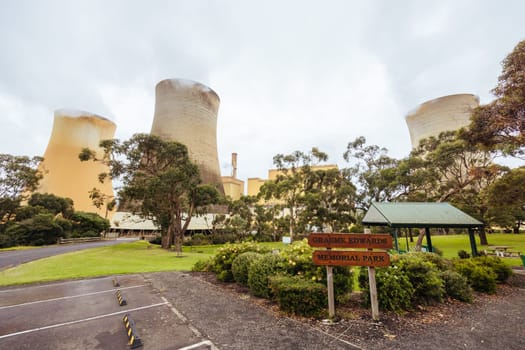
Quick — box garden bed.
[189,271,525,349]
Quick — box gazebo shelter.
[362,202,484,256]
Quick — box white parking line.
[0,284,146,310]
[0,301,168,340]
[178,340,216,350]
[161,297,219,350]
[0,276,115,293]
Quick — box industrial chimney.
[405,94,479,149]
[151,79,224,194]
[36,109,116,217]
[231,152,238,178]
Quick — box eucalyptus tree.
[485,167,525,233]
[0,154,43,226]
[343,136,400,210]
[405,131,506,244]
[463,40,525,159]
[79,133,220,252]
[258,148,328,241]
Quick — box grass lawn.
[0,240,217,286]
[1,234,522,287]
[396,233,525,267]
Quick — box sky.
[0,0,524,185]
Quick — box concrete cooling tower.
[151,79,224,194]
[405,94,479,149]
[36,109,116,217]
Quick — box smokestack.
[151,79,224,194]
[36,109,116,216]
[231,153,238,178]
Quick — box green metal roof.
[362,202,483,228]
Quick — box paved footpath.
[147,271,361,350]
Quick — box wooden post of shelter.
[425,227,433,253]
[393,228,399,251]
[468,227,478,257]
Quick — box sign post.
[365,228,379,321]
[308,232,392,320]
[326,248,335,319]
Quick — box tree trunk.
[415,228,425,251]
[478,226,488,245]
[173,230,183,253]
[168,229,174,248]
[408,228,414,242]
[163,223,175,250]
[161,234,170,249]
[289,207,294,242]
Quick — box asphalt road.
[0,239,136,270]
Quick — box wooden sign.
[308,233,393,249]
[313,250,390,267]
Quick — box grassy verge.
[1,234,522,287]
[396,233,524,267]
[0,245,44,251]
[0,241,216,286]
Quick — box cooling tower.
[36,109,116,217]
[405,94,479,148]
[151,79,224,194]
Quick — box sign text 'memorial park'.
[312,250,390,267]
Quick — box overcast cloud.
[0,0,523,184]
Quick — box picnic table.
[484,246,521,257]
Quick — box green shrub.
[396,255,445,305]
[440,270,473,302]
[248,253,284,298]
[149,236,162,245]
[453,259,497,294]
[473,256,513,283]
[327,266,354,302]
[0,233,14,248]
[432,246,443,256]
[269,275,327,317]
[183,233,212,246]
[278,239,320,280]
[407,252,452,271]
[192,258,212,272]
[278,239,353,301]
[232,252,263,286]
[457,250,470,259]
[210,232,241,244]
[5,214,64,246]
[69,212,109,237]
[359,266,414,312]
[211,241,271,282]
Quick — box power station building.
[247,164,339,199]
[405,94,479,149]
[36,109,116,217]
[221,153,244,200]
